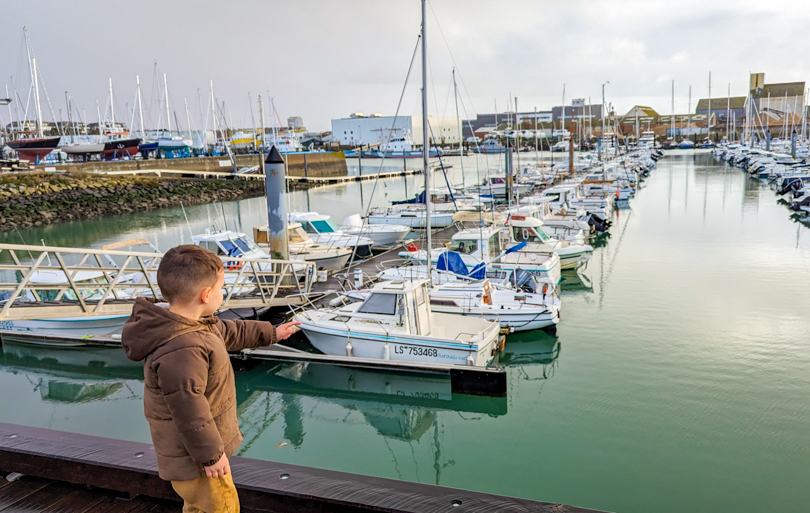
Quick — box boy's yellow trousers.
[171,473,240,513]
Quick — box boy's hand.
[276,321,302,341]
[204,453,230,478]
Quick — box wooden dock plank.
[0,423,606,513]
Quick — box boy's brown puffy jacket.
[121,298,276,481]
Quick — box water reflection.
[234,361,509,448]
[0,343,141,403]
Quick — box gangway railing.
[0,243,315,321]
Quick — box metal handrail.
[0,243,315,320]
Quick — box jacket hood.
[122,297,217,361]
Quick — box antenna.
[216,201,229,232]
[180,202,194,238]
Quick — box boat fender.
[466,355,476,366]
[483,281,492,305]
[542,283,549,295]
[346,341,353,357]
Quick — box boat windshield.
[448,239,477,254]
[544,193,560,201]
[488,233,501,259]
[234,236,260,255]
[357,293,398,316]
[512,226,550,243]
[218,239,241,257]
[289,227,309,243]
[307,219,339,233]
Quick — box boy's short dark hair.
[157,245,224,304]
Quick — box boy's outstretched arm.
[154,345,224,469]
[215,318,300,351]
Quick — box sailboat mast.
[210,80,218,142]
[708,71,712,141]
[669,80,675,141]
[421,0,432,274]
[452,68,464,187]
[726,84,730,140]
[32,58,43,138]
[184,98,192,140]
[108,77,115,134]
[136,75,145,138]
[163,74,171,133]
[534,106,538,161]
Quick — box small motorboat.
[253,223,353,272]
[341,214,410,247]
[295,279,503,367]
[395,225,562,286]
[505,215,593,270]
[288,211,374,258]
[367,206,455,229]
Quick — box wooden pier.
[0,423,607,513]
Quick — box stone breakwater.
[0,172,266,233]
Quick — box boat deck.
[308,224,459,304]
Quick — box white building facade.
[331,114,461,147]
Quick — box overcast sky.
[3,0,810,132]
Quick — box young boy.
[122,244,300,513]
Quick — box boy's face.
[200,270,226,316]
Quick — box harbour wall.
[0,172,267,233]
[48,152,348,178]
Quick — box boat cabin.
[193,229,266,259]
[507,215,552,243]
[288,212,341,235]
[445,227,502,264]
[351,280,433,335]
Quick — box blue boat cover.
[505,241,527,254]
[509,268,538,293]
[437,251,469,276]
[468,262,487,280]
[392,191,426,205]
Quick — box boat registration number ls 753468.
[394,345,438,357]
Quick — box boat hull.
[346,227,409,246]
[430,307,559,332]
[61,143,105,154]
[367,212,455,228]
[103,138,141,160]
[6,137,61,162]
[0,315,128,340]
[298,323,494,367]
[296,252,351,272]
[360,150,443,158]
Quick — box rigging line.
[427,118,458,210]
[345,33,421,279]
[361,33,421,220]
[426,0,477,116]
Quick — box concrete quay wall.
[56,152,347,177]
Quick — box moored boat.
[295,279,502,366]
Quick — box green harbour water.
[1,151,809,512]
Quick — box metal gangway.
[0,241,315,321]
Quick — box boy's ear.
[200,286,213,304]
